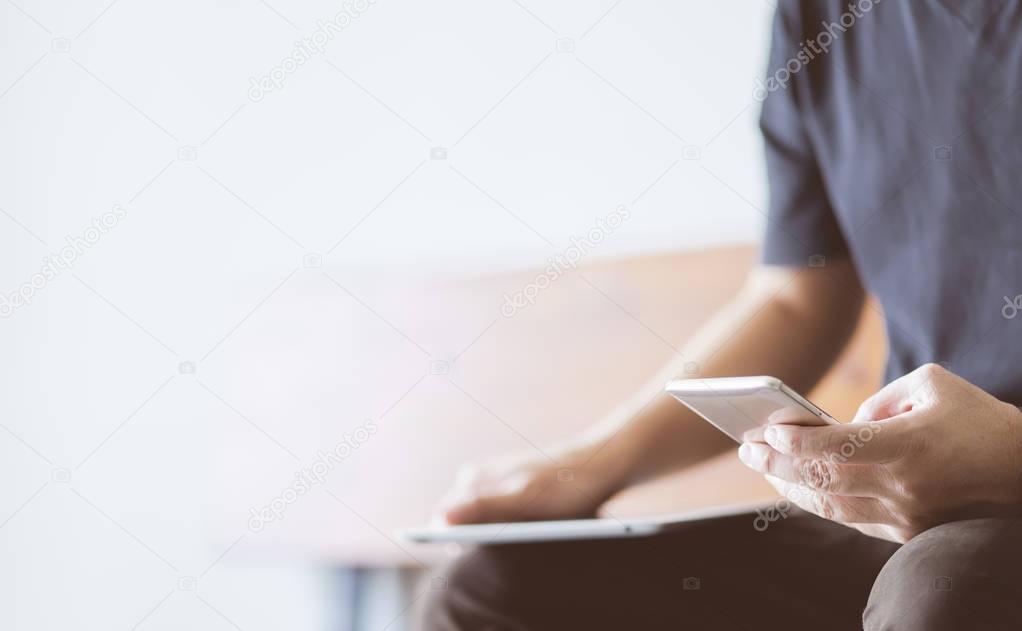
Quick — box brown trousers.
[418,510,1022,630]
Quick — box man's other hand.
[432,443,629,526]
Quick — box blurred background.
[0,1,881,629]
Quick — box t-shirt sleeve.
[759,2,850,266]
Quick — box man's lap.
[864,517,1022,630]
[420,509,898,631]
[419,511,1022,631]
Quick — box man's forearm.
[579,262,865,491]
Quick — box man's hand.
[739,363,1022,542]
[433,444,630,525]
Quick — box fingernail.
[764,426,778,445]
[738,443,751,463]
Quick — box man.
[419,1,1022,629]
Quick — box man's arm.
[434,260,865,524]
[578,260,864,490]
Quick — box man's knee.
[864,518,1022,631]
[417,545,538,631]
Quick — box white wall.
[1,1,774,629]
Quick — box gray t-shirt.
[760,0,1022,402]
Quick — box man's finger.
[742,425,767,443]
[739,442,890,496]
[764,475,895,525]
[763,418,911,464]
[444,493,522,525]
[743,408,824,444]
[852,362,946,423]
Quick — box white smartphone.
[665,376,840,442]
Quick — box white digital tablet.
[399,502,770,545]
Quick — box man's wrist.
[563,430,641,500]
[1002,401,1022,510]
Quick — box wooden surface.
[209,245,886,565]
